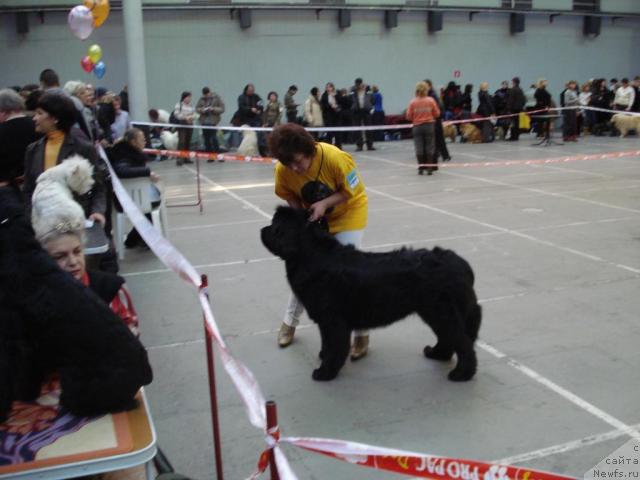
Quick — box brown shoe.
[350,335,369,361]
[277,323,296,348]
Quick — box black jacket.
[108,141,151,179]
[237,93,263,126]
[534,88,552,109]
[0,116,39,182]
[506,87,526,113]
[23,132,107,216]
[477,91,495,117]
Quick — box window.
[573,0,599,12]
[501,0,532,9]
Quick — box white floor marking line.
[366,186,639,273]
[170,218,266,232]
[122,256,277,278]
[184,165,272,220]
[122,215,638,277]
[494,422,640,465]
[477,341,640,443]
[445,169,640,214]
[532,163,613,179]
[147,338,205,350]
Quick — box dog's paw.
[423,345,454,361]
[447,367,476,382]
[312,366,338,381]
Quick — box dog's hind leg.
[421,310,455,361]
[312,322,351,381]
[422,301,477,381]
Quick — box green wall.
[1,8,638,121]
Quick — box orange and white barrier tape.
[101,145,581,480]
[144,147,276,164]
[417,149,640,169]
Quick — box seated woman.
[108,127,161,249]
[37,224,139,337]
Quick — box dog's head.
[261,206,329,260]
[37,155,94,195]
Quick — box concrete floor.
[120,133,640,479]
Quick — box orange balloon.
[83,0,110,28]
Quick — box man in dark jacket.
[350,78,375,151]
[505,77,526,141]
[0,88,38,183]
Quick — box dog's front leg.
[313,323,350,381]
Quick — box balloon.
[87,44,102,63]
[84,0,110,28]
[68,5,94,40]
[93,61,106,79]
[81,56,95,73]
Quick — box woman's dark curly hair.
[268,123,316,166]
[37,92,78,133]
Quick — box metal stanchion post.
[266,401,280,480]
[202,274,224,479]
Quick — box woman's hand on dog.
[308,200,329,222]
[308,191,348,222]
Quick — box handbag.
[170,103,186,126]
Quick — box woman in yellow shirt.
[270,123,370,360]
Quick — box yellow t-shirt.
[274,142,368,233]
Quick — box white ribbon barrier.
[99,146,296,479]
[132,106,639,133]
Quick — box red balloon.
[81,56,95,73]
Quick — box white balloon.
[68,5,94,40]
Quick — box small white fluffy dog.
[160,130,179,151]
[31,155,94,241]
[236,125,259,156]
[611,113,640,137]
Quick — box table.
[0,386,156,480]
[531,114,564,147]
[84,221,110,256]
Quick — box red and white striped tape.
[279,437,577,480]
[102,145,580,480]
[144,147,277,164]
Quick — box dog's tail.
[466,303,482,342]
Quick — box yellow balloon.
[83,0,110,28]
[87,44,102,64]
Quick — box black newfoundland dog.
[0,187,152,421]
[261,206,482,382]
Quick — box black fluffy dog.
[0,187,152,421]
[261,206,482,382]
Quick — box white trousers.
[283,229,369,338]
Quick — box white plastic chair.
[114,177,169,260]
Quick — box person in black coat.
[237,83,266,154]
[533,79,552,137]
[461,84,473,113]
[505,77,526,141]
[108,128,161,248]
[320,82,344,149]
[0,88,39,184]
[425,79,450,163]
[476,82,495,143]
